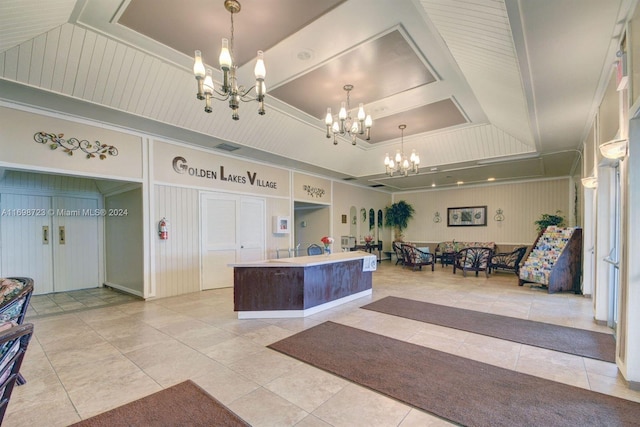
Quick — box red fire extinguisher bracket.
[158,217,168,240]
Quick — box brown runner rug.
[71,380,249,427]
[362,296,616,362]
[269,321,640,427]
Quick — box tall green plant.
[384,200,415,240]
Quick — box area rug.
[268,321,640,427]
[361,296,615,362]
[71,380,249,427]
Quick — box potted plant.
[534,210,565,232]
[384,200,415,241]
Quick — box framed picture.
[447,206,487,227]
[341,214,347,224]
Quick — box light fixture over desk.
[324,85,372,145]
[192,0,266,120]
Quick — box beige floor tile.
[8,263,640,427]
[228,387,309,427]
[264,363,348,412]
[311,383,412,427]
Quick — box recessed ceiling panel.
[119,0,345,67]
[366,99,467,144]
[269,29,436,120]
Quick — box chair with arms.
[307,244,324,256]
[392,241,405,265]
[489,246,528,275]
[0,322,34,424]
[0,277,34,385]
[401,244,435,271]
[453,247,493,277]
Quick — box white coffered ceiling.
[0,0,633,190]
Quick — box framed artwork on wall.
[447,206,487,227]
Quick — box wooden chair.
[401,244,435,271]
[489,246,528,275]
[0,277,34,385]
[392,241,405,265]
[0,322,34,424]
[307,244,324,256]
[453,247,493,277]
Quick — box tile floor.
[5,263,640,426]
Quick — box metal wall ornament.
[494,208,505,222]
[34,132,118,160]
[433,212,441,223]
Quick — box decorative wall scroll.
[303,184,325,198]
[34,132,118,160]
[447,206,487,227]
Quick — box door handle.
[59,226,65,245]
[42,226,49,244]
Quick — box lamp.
[384,124,420,176]
[581,176,598,189]
[193,0,265,120]
[325,85,372,145]
[599,138,628,159]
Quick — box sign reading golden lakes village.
[153,140,289,197]
[172,156,277,188]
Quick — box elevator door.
[0,193,101,294]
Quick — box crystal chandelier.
[384,124,420,176]
[192,0,266,120]
[324,85,372,145]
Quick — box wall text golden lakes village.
[172,156,277,189]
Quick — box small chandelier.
[324,84,372,145]
[192,0,266,120]
[384,124,420,176]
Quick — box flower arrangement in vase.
[364,235,374,244]
[321,236,334,254]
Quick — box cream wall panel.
[153,140,289,197]
[0,170,100,194]
[0,106,143,180]
[29,34,47,86]
[153,185,200,299]
[599,71,620,144]
[105,188,144,296]
[293,172,332,203]
[397,178,571,246]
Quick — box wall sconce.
[433,212,441,223]
[494,209,505,222]
[599,138,628,160]
[581,176,598,189]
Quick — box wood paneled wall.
[153,185,200,298]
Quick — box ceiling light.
[325,85,372,145]
[384,125,419,176]
[599,138,628,159]
[487,177,495,181]
[581,176,597,189]
[193,0,265,120]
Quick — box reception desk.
[230,251,376,319]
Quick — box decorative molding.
[34,132,118,160]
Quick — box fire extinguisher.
[158,217,168,240]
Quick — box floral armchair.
[401,244,435,271]
[489,246,528,275]
[453,247,493,277]
[0,322,34,423]
[0,277,34,385]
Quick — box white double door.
[201,192,265,289]
[0,193,100,294]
